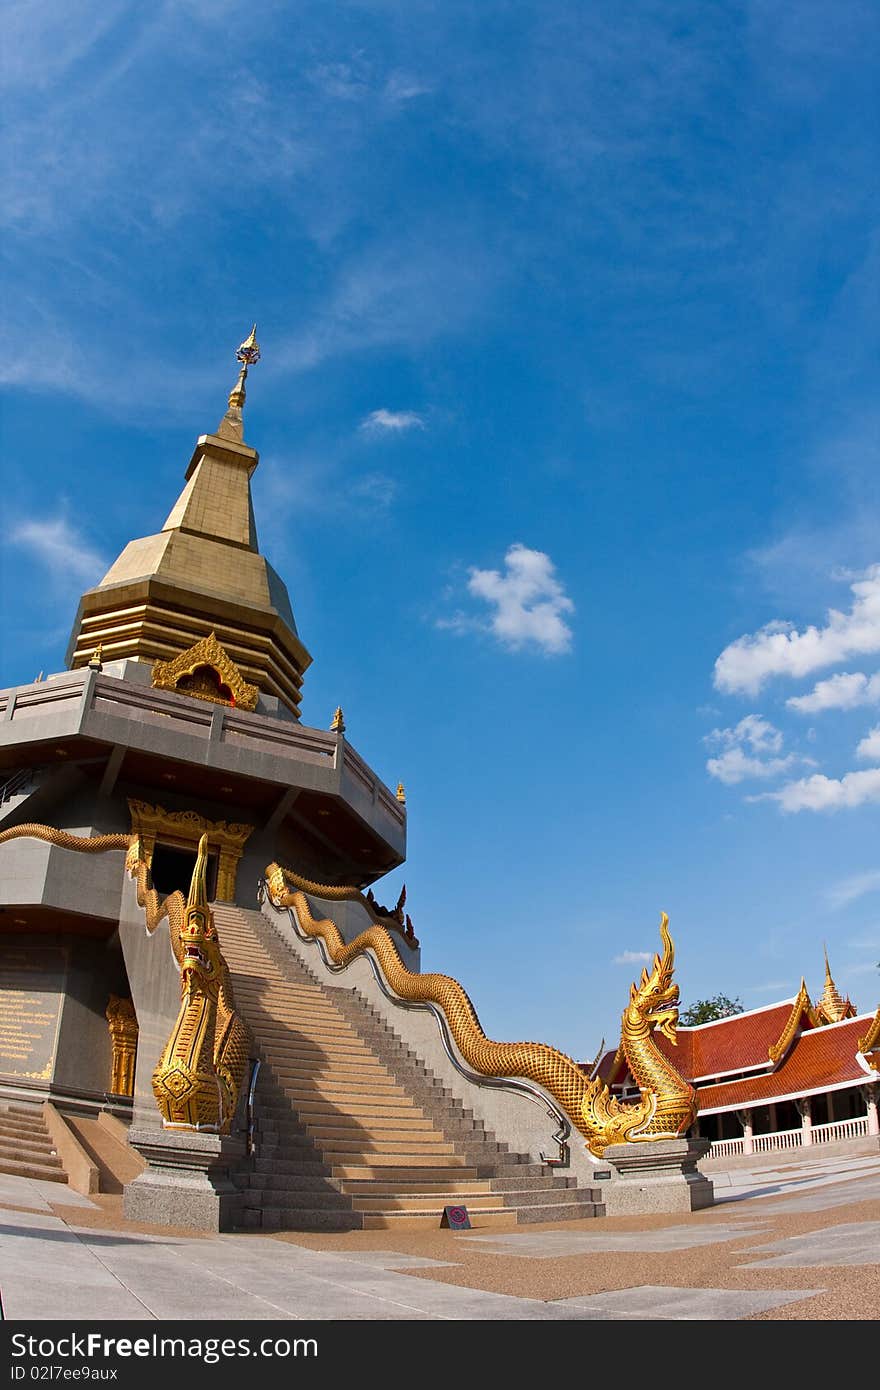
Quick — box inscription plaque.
[0,946,69,1080]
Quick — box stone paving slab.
[714,1157,880,1208]
[739,1221,880,1268]
[735,1172,880,1215]
[552,1285,825,1320]
[0,1174,97,1213]
[462,1221,770,1257]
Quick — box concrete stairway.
[0,1102,67,1183]
[213,903,604,1231]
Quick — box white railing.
[812,1116,868,1144]
[708,1137,744,1157]
[754,1126,802,1152]
[708,1113,870,1158]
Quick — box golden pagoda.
[66,328,311,717]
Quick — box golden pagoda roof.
[66,331,312,717]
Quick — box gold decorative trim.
[858,1006,880,1058]
[106,995,138,1096]
[769,979,820,1063]
[151,632,259,711]
[128,800,253,903]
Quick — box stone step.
[351,1193,508,1213]
[252,1156,332,1176]
[260,1076,405,1096]
[0,1135,58,1161]
[361,1210,517,1231]
[240,1012,364,1038]
[300,1112,436,1132]
[240,1189,353,1212]
[264,1060,396,1078]
[0,1156,67,1183]
[312,1140,458,1158]
[287,1099,424,1118]
[330,1159,477,1179]
[497,1186,598,1209]
[234,1172,346,1194]
[337,1178,496,1196]
[0,1106,45,1128]
[243,1209,364,1233]
[0,1120,51,1143]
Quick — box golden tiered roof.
[814,946,857,1026]
[66,329,312,717]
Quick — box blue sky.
[1,1,878,1059]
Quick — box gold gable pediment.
[151,632,259,711]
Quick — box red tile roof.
[595,1001,800,1084]
[696,1015,876,1113]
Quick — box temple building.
[595,953,880,1161]
[0,332,616,1229]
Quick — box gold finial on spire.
[396,781,406,805]
[88,644,103,671]
[227,324,261,410]
[331,706,346,733]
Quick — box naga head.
[179,835,222,998]
[627,911,680,1044]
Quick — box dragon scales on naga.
[265,864,698,1157]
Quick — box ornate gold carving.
[331,706,346,733]
[769,979,820,1063]
[106,995,138,1096]
[150,835,252,1131]
[858,1006,880,1060]
[268,864,678,1156]
[0,824,250,1131]
[88,645,103,671]
[579,914,697,1156]
[0,824,130,855]
[396,782,406,805]
[128,800,253,903]
[151,632,259,712]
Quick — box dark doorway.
[150,843,218,900]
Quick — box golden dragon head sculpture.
[619,911,680,1049]
[179,834,223,1002]
[585,912,696,1157]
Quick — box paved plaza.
[1,1153,877,1320]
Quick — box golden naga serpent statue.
[266,864,697,1156]
[0,823,250,1132]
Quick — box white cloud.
[11,518,105,585]
[613,950,653,965]
[359,409,425,434]
[758,767,880,813]
[453,543,575,655]
[827,870,880,910]
[787,670,880,713]
[856,726,880,762]
[714,566,880,696]
[704,715,800,785]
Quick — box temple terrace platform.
[1,1152,877,1321]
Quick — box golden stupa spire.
[217,325,261,441]
[815,944,856,1025]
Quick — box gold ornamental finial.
[228,324,261,410]
[88,644,103,671]
[331,706,346,734]
[396,781,406,805]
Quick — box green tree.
[679,993,744,1026]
